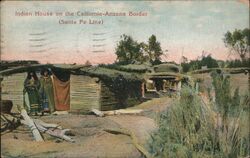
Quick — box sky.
[0,0,249,64]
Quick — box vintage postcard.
[0,0,249,158]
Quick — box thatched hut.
[145,63,188,93]
[0,64,143,113]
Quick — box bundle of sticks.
[1,106,75,143]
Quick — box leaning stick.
[20,109,44,142]
[91,109,104,117]
[33,119,62,129]
[34,122,75,143]
[92,109,143,117]
[21,118,74,142]
[43,128,75,143]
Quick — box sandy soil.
[107,115,157,145]
[1,115,141,158]
[1,97,172,158]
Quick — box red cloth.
[53,75,70,111]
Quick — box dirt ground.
[1,97,173,158]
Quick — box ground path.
[1,97,173,158]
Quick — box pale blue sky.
[1,1,249,64]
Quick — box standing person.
[23,71,41,115]
[39,69,55,113]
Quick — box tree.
[181,56,190,73]
[115,34,164,64]
[181,56,188,64]
[115,34,142,63]
[84,60,92,66]
[139,42,150,62]
[148,35,163,64]
[200,54,219,68]
[223,28,250,61]
[181,54,218,72]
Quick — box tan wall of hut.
[1,74,142,113]
[1,73,26,112]
[1,74,118,112]
[70,75,101,112]
[70,76,137,112]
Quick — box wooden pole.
[141,82,145,98]
[177,81,182,96]
[20,115,74,142]
[195,82,199,94]
[20,109,44,142]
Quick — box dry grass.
[148,85,249,158]
[192,72,249,96]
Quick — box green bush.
[148,87,216,157]
[148,73,249,158]
[211,71,249,158]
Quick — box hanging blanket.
[53,74,70,111]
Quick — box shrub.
[148,72,249,157]
[148,87,216,157]
[211,71,249,158]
